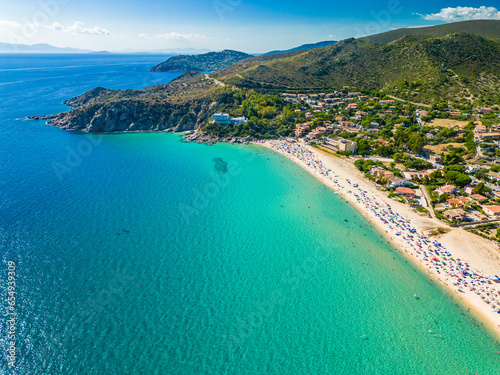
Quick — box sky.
[0,1,499,53]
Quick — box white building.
[212,113,248,125]
[323,137,358,153]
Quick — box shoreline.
[256,140,500,339]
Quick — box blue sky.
[0,1,499,52]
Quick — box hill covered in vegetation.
[360,20,500,44]
[264,40,337,55]
[151,49,253,72]
[212,33,500,105]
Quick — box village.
[278,90,500,242]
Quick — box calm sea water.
[1,54,500,374]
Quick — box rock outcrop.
[39,71,221,133]
[48,100,213,132]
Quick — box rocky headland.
[38,71,222,133]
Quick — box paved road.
[419,185,437,219]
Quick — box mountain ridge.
[211,32,500,104]
[360,20,500,44]
[263,40,337,55]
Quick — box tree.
[455,174,472,187]
[281,107,294,124]
[443,165,466,173]
[465,131,476,154]
[444,170,471,187]
[407,133,426,154]
[475,168,489,181]
[357,138,370,156]
[473,182,491,195]
[429,170,442,179]
[393,152,403,162]
[443,152,463,165]
[394,128,407,147]
[375,145,395,157]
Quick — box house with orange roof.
[447,198,464,207]
[435,185,457,196]
[476,132,500,141]
[483,205,500,217]
[458,197,472,204]
[474,124,487,133]
[471,194,488,203]
[395,187,416,199]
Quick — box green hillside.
[264,40,337,55]
[151,49,253,72]
[211,33,500,104]
[360,20,500,44]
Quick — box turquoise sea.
[1,54,500,374]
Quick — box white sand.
[257,140,500,337]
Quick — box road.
[419,185,437,219]
[387,95,431,108]
[204,74,226,87]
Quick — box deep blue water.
[1,54,500,374]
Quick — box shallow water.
[0,54,499,374]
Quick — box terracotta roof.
[485,205,500,213]
[395,187,416,195]
[447,198,463,206]
[471,194,487,201]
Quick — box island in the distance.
[151,49,253,72]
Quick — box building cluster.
[283,91,500,232]
[367,161,500,225]
[211,113,248,125]
[432,183,500,223]
[284,91,416,153]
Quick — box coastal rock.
[26,114,60,120]
[183,131,252,145]
[40,71,219,133]
[48,100,213,133]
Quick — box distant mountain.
[0,42,92,53]
[119,48,211,55]
[360,20,500,44]
[264,40,337,55]
[151,49,254,72]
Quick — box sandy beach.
[257,140,500,338]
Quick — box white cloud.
[46,21,110,35]
[421,6,500,22]
[46,22,64,31]
[0,20,22,28]
[140,32,207,41]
